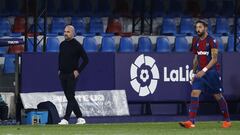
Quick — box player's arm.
[205,48,218,70]
[193,54,198,74]
[190,54,198,83]
[191,37,198,79]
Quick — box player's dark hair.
[195,20,208,27]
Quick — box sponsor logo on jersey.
[197,51,209,56]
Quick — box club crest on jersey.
[213,39,216,43]
[197,51,209,56]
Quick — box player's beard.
[197,31,205,38]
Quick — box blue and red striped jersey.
[192,35,219,71]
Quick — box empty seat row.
[1,17,240,36]
[1,35,240,54]
[29,17,240,36]
[82,36,240,53]
[162,18,240,36]
[0,17,106,35]
[1,36,176,53]
[26,37,60,53]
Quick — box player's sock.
[189,97,199,124]
[217,96,230,122]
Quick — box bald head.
[64,25,76,41]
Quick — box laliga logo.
[130,54,160,97]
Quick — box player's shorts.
[192,70,223,94]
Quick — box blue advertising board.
[21,52,240,102]
[21,53,115,92]
[115,53,194,102]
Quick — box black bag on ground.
[37,101,60,124]
[0,94,8,121]
[0,102,8,120]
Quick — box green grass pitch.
[0,121,239,135]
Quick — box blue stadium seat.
[119,37,135,52]
[29,18,44,33]
[0,19,11,35]
[101,36,115,52]
[83,37,98,52]
[27,38,34,52]
[3,54,15,74]
[216,18,230,35]
[71,17,81,23]
[51,26,65,35]
[89,18,104,34]
[0,47,8,54]
[27,38,42,52]
[37,18,44,32]
[46,37,60,52]
[227,35,234,52]
[71,18,86,35]
[207,19,213,34]
[180,18,194,35]
[162,18,177,35]
[100,33,114,37]
[51,18,66,35]
[156,37,171,52]
[51,17,65,27]
[214,36,225,52]
[174,36,190,52]
[137,37,152,52]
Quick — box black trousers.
[59,73,82,121]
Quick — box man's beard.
[197,31,205,37]
[64,35,70,40]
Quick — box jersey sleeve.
[191,37,197,54]
[209,38,218,49]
